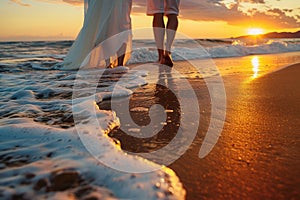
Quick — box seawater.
[1,38,300,67]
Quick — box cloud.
[134,0,299,28]
[10,0,300,29]
[239,0,265,3]
[62,0,82,6]
[10,0,30,6]
[10,0,83,6]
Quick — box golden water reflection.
[251,56,260,78]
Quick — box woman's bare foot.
[106,63,114,69]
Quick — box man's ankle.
[165,50,171,56]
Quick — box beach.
[0,40,300,199]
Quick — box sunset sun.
[247,28,264,36]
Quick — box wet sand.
[169,62,300,199]
[107,62,300,199]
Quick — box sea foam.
[128,39,300,63]
[0,66,186,199]
[0,122,185,199]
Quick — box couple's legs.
[153,14,178,66]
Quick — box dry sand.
[108,62,300,199]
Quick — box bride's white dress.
[61,0,132,70]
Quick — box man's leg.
[163,14,178,67]
[165,14,178,55]
[152,13,165,63]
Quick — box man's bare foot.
[163,53,173,67]
[157,49,165,64]
[159,57,165,64]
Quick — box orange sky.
[0,0,299,41]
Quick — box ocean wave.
[128,40,300,63]
[1,39,300,68]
